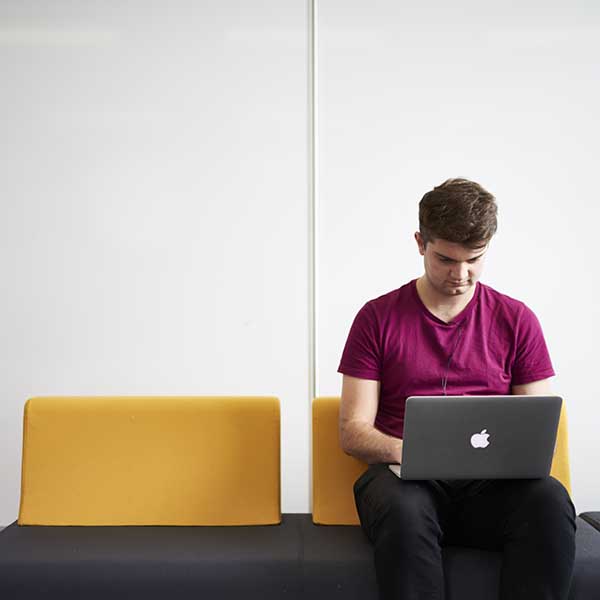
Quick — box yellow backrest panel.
[312,396,571,525]
[549,399,571,494]
[312,397,367,525]
[19,396,280,526]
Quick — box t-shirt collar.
[410,278,480,327]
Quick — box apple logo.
[471,429,490,448]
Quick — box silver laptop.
[389,395,562,480]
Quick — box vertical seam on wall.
[308,0,317,512]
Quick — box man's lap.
[444,475,576,550]
[354,465,575,550]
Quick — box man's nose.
[451,263,469,281]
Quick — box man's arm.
[339,374,403,464]
[511,377,552,395]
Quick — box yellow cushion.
[312,397,367,525]
[312,396,571,525]
[19,396,280,526]
[550,400,571,493]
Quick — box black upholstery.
[0,514,598,599]
[0,517,302,600]
[569,517,600,599]
[579,512,600,532]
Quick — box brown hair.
[419,178,497,248]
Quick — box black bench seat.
[1,514,599,599]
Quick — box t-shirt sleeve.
[337,302,381,381]
[511,304,555,385]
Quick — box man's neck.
[416,276,476,319]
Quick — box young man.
[338,179,576,600]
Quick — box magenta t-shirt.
[338,279,555,439]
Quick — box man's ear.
[414,231,426,256]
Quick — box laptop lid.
[399,395,562,480]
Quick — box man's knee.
[525,477,575,518]
[509,476,576,538]
[354,469,443,543]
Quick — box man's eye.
[439,257,479,264]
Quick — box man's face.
[415,233,488,297]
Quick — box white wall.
[1,1,598,523]
[0,0,309,522]
[317,1,600,513]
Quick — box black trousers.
[354,464,577,600]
